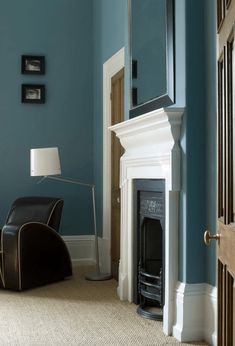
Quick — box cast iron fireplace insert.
[133,179,165,321]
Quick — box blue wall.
[92,0,127,233]
[183,0,207,283]
[0,0,94,235]
[0,0,217,285]
[205,0,217,286]
[179,0,216,285]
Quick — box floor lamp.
[30,147,112,281]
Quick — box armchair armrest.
[2,222,72,290]
[1,224,21,290]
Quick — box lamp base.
[85,272,112,281]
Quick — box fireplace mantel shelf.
[109,107,184,158]
[109,107,184,136]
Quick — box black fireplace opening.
[133,179,165,321]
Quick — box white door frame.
[101,47,125,273]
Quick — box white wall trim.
[173,282,217,345]
[102,47,125,273]
[62,235,96,266]
[204,285,217,346]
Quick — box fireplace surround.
[109,107,184,334]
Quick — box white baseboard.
[62,235,96,266]
[62,235,110,272]
[204,285,217,346]
[172,282,217,345]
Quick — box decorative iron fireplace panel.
[133,179,165,321]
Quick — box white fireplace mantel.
[109,107,184,335]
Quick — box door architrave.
[102,47,125,273]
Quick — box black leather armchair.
[0,197,72,291]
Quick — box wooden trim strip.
[218,57,224,218]
[223,46,228,225]
[226,37,234,223]
[218,260,223,345]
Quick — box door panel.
[111,68,124,280]
[218,259,234,345]
[217,0,235,344]
[218,52,225,218]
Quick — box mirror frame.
[129,0,175,118]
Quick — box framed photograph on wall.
[21,55,45,74]
[22,84,45,104]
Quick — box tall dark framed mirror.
[129,0,175,118]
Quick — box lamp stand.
[45,176,112,281]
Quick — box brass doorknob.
[204,230,220,246]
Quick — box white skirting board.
[62,235,96,266]
[172,282,217,345]
[62,235,108,271]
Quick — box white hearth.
[109,107,184,335]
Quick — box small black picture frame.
[21,55,45,75]
[22,84,45,104]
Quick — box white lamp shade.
[30,147,61,176]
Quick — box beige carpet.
[0,266,208,346]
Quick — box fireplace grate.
[133,179,165,322]
[137,265,163,321]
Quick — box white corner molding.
[173,282,217,345]
[109,107,184,336]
